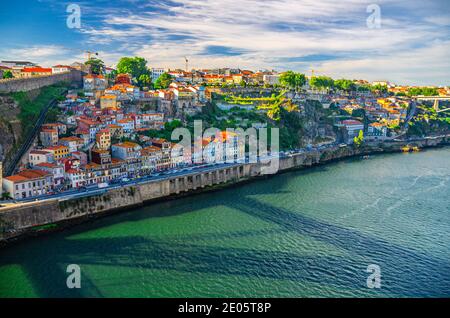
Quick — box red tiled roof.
[30,150,50,155]
[5,169,51,182]
[4,175,28,182]
[342,120,363,126]
[22,67,52,73]
[36,162,57,168]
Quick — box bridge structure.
[415,96,450,113]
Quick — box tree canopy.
[2,70,13,79]
[153,72,173,89]
[116,57,152,88]
[353,130,364,147]
[371,84,388,94]
[407,87,438,97]
[279,71,306,89]
[334,79,356,92]
[84,58,105,75]
[138,74,152,88]
[309,76,334,90]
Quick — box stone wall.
[0,70,83,93]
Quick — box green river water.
[0,148,449,297]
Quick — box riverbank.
[1,135,449,246]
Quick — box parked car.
[98,182,109,189]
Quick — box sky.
[0,0,449,86]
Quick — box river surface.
[1,148,449,297]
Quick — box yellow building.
[108,124,123,140]
[95,129,111,150]
[100,95,118,110]
[44,145,69,160]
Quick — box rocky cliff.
[0,91,38,168]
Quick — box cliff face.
[0,89,41,169]
[295,100,337,147]
[0,95,23,167]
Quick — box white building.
[35,162,65,187]
[59,136,84,153]
[117,118,135,133]
[112,142,142,160]
[65,169,86,189]
[198,131,245,164]
[3,169,53,199]
[151,68,166,82]
[367,122,388,140]
[52,65,72,74]
[83,74,107,91]
[29,150,53,166]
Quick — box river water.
[1,148,449,297]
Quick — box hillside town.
[1,58,449,200]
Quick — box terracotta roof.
[41,128,57,133]
[84,74,105,79]
[44,145,69,151]
[53,65,73,68]
[22,67,52,73]
[30,150,50,155]
[341,120,363,126]
[101,95,117,99]
[66,169,82,174]
[112,141,140,149]
[59,136,83,142]
[142,145,162,153]
[4,175,28,182]
[36,162,58,168]
[5,169,51,182]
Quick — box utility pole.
[184,57,189,72]
[85,51,98,61]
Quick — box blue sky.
[1,0,449,85]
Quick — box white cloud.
[8,0,447,84]
[318,40,450,85]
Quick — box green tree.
[371,84,388,94]
[353,130,364,147]
[334,79,356,92]
[310,76,334,91]
[116,57,151,87]
[407,87,438,97]
[2,70,13,79]
[106,70,118,82]
[138,74,152,88]
[154,72,173,89]
[352,108,366,118]
[279,71,306,89]
[85,58,105,75]
[356,84,371,92]
[164,119,182,131]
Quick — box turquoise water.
[0,148,449,297]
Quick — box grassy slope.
[10,83,67,138]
